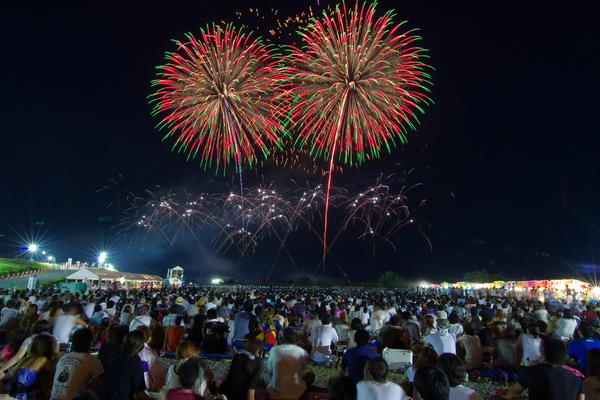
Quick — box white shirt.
[424,331,456,355]
[555,318,577,339]
[50,352,103,400]
[52,315,77,344]
[357,380,407,400]
[517,333,542,365]
[0,307,18,326]
[83,303,95,319]
[449,323,464,338]
[310,324,339,362]
[535,309,549,323]
[449,384,477,400]
[129,315,152,331]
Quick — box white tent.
[66,268,163,288]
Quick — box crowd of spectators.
[0,284,598,399]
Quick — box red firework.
[283,1,433,263]
[150,24,285,172]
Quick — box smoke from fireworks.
[283,1,433,264]
[150,24,285,173]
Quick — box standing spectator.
[356,357,408,400]
[502,337,584,400]
[342,329,378,384]
[100,330,150,400]
[267,328,312,400]
[119,305,134,327]
[436,353,477,400]
[50,328,103,400]
[413,366,450,400]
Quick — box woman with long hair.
[100,330,150,400]
[19,304,38,334]
[10,334,56,400]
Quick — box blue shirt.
[342,345,379,384]
[568,337,600,372]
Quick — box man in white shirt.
[267,328,311,400]
[52,305,87,345]
[424,317,456,356]
[51,328,103,400]
[129,304,153,331]
[310,314,339,362]
[357,357,407,400]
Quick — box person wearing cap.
[424,314,457,356]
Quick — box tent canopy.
[66,267,163,282]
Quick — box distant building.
[166,266,184,287]
[66,267,163,289]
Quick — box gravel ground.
[162,358,507,399]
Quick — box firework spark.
[150,24,285,173]
[283,1,433,263]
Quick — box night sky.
[1,0,599,283]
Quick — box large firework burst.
[284,1,433,262]
[150,24,285,172]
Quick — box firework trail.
[283,1,433,266]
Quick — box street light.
[47,256,54,262]
[27,244,38,253]
[98,251,108,266]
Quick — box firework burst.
[150,24,286,173]
[283,1,433,263]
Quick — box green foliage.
[462,270,506,283]
[0,258,51,275]
[377,270,405,289]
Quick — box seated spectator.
[0,329,28,367]
[202,309,229,354]
[492,323,518,369]
[456,324,482,370]
[165,316,185,352]
[502,337,584,400]
[165,357,202,400]
[10,334,57,400]
[342,329,378,384]
[413,366,450,400]
[0,300,20,337]
[232,301,258,343]
[568,321,600,372]
[164,341,207,396]
[584,348,600,400]
[98,323,126,371]
[356,357,407,400]
[378,315,410,351]
[310,314,339,362]
[448,313,464,338]
[50,328,103,400]
[119,305,134,327]
[516,320,542,366]
[329,375,357,400]
[218,353,260,400]
[406,346,439,383]
[52,305,87,346]
[100,330,150,400]
[129,305,153,332]
[267,327,312,400]
[346,318,364,349]
[554,309,578,340]
[401,311,422,347]
[19,304,39,334]
[436,353,477,400]
[137,325,166,392]
[425,317,456,356]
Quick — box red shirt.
[165,326,185,352]
[166,387,202,400]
